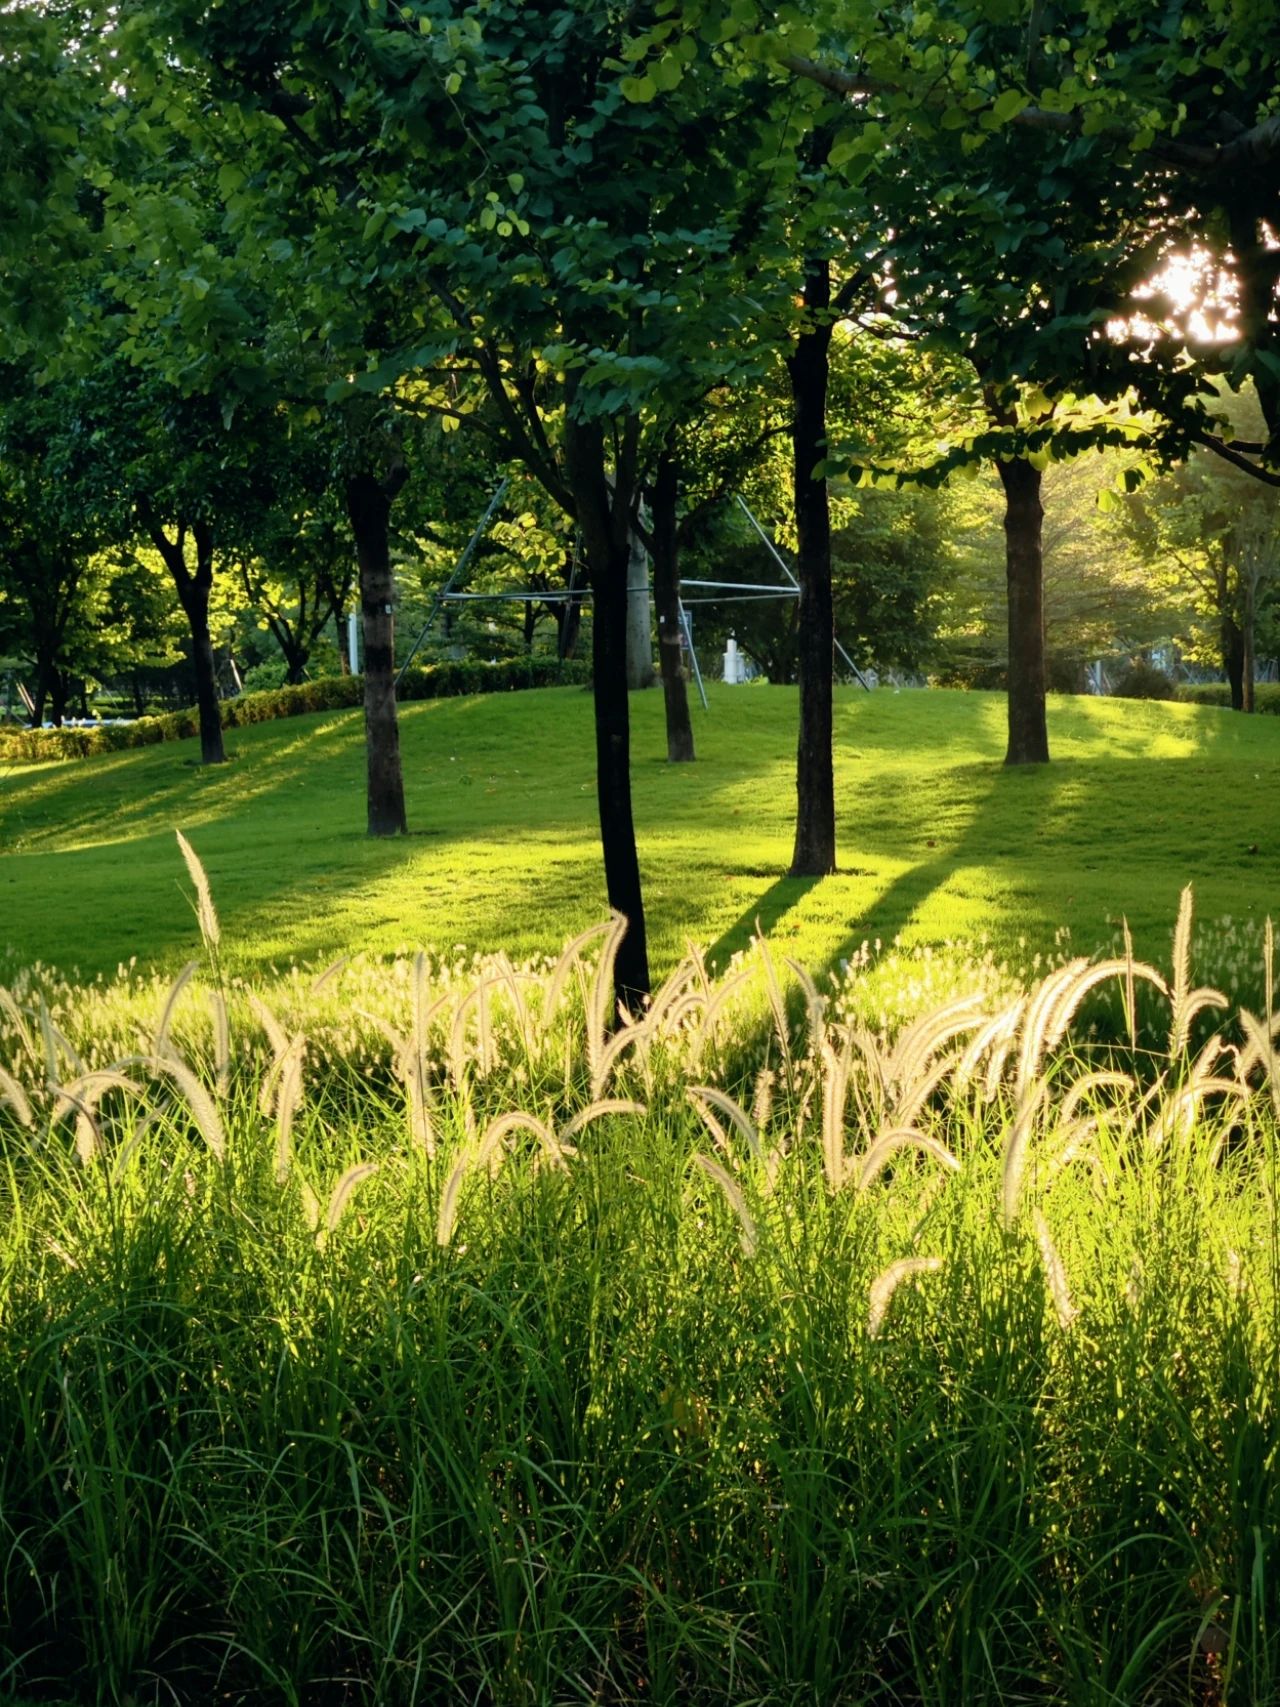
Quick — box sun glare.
[1112,248,1239,345]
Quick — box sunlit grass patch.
[3,686,1279,994]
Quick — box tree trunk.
[786,259,837,876]
[29,635,58,728]
[995,458,1050,765]
[1242,570,1257,713]
[178,582,226,764]
[625,523,655,689]
[1223,614,1245,711]
[346,468,408,836]
[144,513,226,763]
[564,410,650,1011]
[50,671,70,729]
[651,447,694,763]
[558,589,584,660]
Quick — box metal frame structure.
[396,484,868,703]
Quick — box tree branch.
[780,53,1280,175]
[1193,430,1280,487]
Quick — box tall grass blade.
[558,1099,647,1141]
[0,1063,33,1127]
[691,1153,758,1256]
[688,1085,763,1162]
[175,829,221,953]
[857,1127,960,1191]
[586,912,629,1084]
[0,987,37,1065]
[544,919,613,1025]
[1034,1212,1078,1329]
[274,1042,305,1182]
[1002,1088,1045,1225]
[324,1161,379,1237]
[867,1256,943,1339]
[154,962,200,1062]
[209,987,230,1098]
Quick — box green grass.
[2,686,1278,991]
[1,915,1277,1705]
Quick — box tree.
[130,0,812,1004]
[931,451,1183,689]
[234,473,354,687]
[1118,422,1280,710]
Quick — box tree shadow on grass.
[707,875,823,970]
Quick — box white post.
[724,636,742,684]
[347,609,360,674]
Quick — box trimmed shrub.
[0,657,591,766]
[1177,680,1280,715]
[1111,658,1176,701]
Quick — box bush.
[0,657,592,766]
[1111,657,1175,701]
[1177,680,1280,715]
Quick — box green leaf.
[650,53,682,92]
[990,88,1029,126]
[620,72,657,103]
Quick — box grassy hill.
[1,683,1277,984]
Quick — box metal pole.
[347,609,360,674]
[734,495,871,691]
[396,477,509,685]
[678,599,708,712]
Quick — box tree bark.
[145,514,226,764]
[557,573,584,660]
[49,670,70,729]
[1223,613,1245,710]
[625,522,655,689]
[1242,567,1257,713]
[651,446,695,763]
[995,458,1050,765]
[346,468,408,836]
[786,258,837,875]
[564,409,650,1011]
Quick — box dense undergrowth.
[1,849,1277,1705]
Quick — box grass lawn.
[3,685,1279,1706]
[2,684,1277,986]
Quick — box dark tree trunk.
[995,458,1050,765]
[346,468,408,836]
[786,259,837,875]
[180,584,226,764]
[558,589,584,660]
[263,613,310,685]
[29,633,58,728]
[1224,614,1246,711]
[145,512,226,763]
[1242,569,1257,713]
[651,446,694,763]
[49,671,70,729]
[564,409,650,1012]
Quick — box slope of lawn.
[1,683,1277,984]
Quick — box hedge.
[0,657,592,766]
[1176,681,1280,715]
